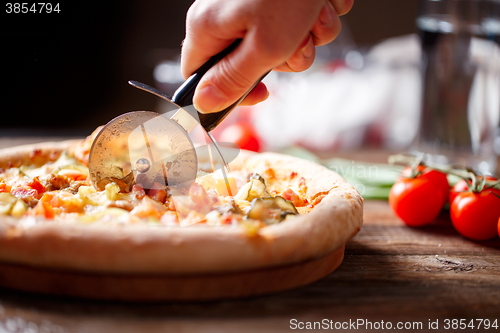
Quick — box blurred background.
[0,0,434,152]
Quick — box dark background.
[0,0,419,136]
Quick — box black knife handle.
[197,71,268,132]
[171,39,268,132]
[171,39,241,107]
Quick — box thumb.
[193,37,278,114]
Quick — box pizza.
[0,128,363,299]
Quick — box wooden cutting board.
[0,245,345,301]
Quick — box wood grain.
[0,140,499,332]
[0,247,345,302]
[0,200,498,333]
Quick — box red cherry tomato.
[219,123,260,152]
[11,186,39,200]
[449,176,499,204]
[26,177,45,194]
[402,166,449,207]
[389,176,444,227]
[450,190,500,240]
[498,216,500,238]
[449,180,469,204]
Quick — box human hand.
[181,0,353,113]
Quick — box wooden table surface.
[0,138,499,333]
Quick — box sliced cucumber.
[234,173,270,202]
[247,196,298,225]
[248,178,271,201]
[0,193,19,215]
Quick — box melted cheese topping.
[0,145,310,230]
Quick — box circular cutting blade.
[89,111,198,193]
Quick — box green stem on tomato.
[389,154,469,178]
[470,172,478,192]
[485,180,500,191]
[388,153,497,193]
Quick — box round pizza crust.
[0,141,363,275]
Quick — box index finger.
[330,0,354,16]
[180,1,247,78]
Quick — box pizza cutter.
[89,39,267,193]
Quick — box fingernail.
[194,84,227,113]
[318,1,335,26]
[301,35,314,59]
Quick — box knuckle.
[251,37,290,65]
[296,58,314,72]
[287,54,315,73]
[273,63,294,73]
[185,4,198,24]
[331,0,353,16]
[214,60,254,97]
[332,19,342,40]
[313,19,341,46]
[186,3,214,32]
